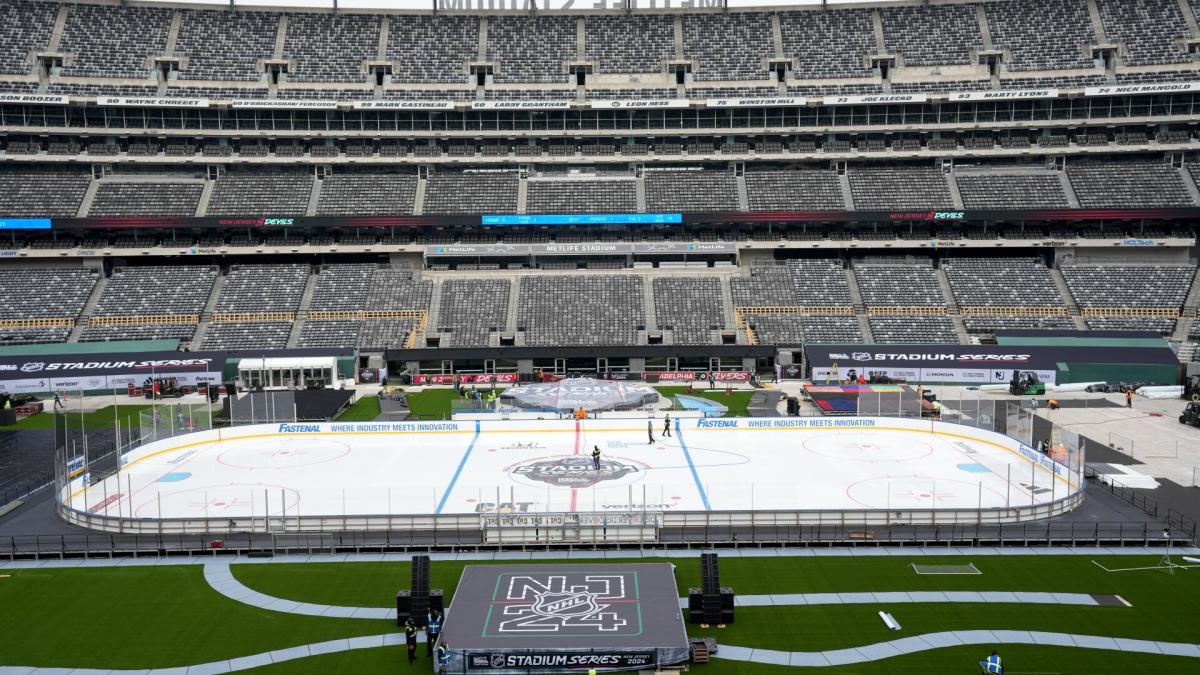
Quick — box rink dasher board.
[64,417,1078,519]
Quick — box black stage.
[440,563,690,673]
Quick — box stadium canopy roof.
[143,0,904,10]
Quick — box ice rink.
[65,416,1079,521]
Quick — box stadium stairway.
[68,271,109,343]
[718,276,737,341]
[195,179,215,216]
[516,175,528,214]
[641,277,658,331]
[1048,267,1084,330]
[1172,317,1195,342]
[76,180,99,217]
[504,279,520,332]
[945,173,965,210]
[286,267,320,348]
[190,270,227,348]
[1180,165,1200,205]
[413,172,427,215]
[426,278,444,341]
[1058,172,1081,207]
[844,267,865,314]
[950,315,970,343]
[305,177,323,216]
[1182,268,1200,318]
[934,267,959,313]
[838,172,854,209]
[857,314,875,343]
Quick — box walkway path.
[202,559,1111,620]
[1,630,1198,673]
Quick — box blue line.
[436,420,480,514]
[674,419,711,511]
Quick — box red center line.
[489,599,641,605]
[569,420,580,512]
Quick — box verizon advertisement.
[0,351,226,394]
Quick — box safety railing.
[4,518,1194,561]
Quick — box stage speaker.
[700,553,720,594]
[396,591,411,626]
[687,589,703,612]
[720,587,735,609]
[410,555,431,619]
[429,589,445,614]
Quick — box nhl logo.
[851,352,872,361]
[490,653,506,667]
[532,591,599,618]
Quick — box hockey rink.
[64,416,1079,521]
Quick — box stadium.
[1,0,1200,672]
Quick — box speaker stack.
[687,553,734,625]
[396,555,444,626]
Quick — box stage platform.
[440,563,689,673]
[803,383,926,416]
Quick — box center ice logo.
[511,456,639,488]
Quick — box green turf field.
[9,404,158,429]
[2,553,1198,673]
[335,395,381,421]
[404,388,462,419]
[653,386,755,417]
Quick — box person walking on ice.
[647,419,654,444]
[592,445,601,470]
[662,413,672,437]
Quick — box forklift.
[1008,370,1046,396]
[144,377,184,399]
[1182,368,1200,427]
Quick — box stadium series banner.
[0,350,227,394]
[801,344,1180,385]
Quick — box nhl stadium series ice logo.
[511,456,640,488]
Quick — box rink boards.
[63,416,1079,522]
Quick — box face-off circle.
[845,475,1008,509]
[803,432,934,463]
[216,438,351,470]
[133,482,301,518]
